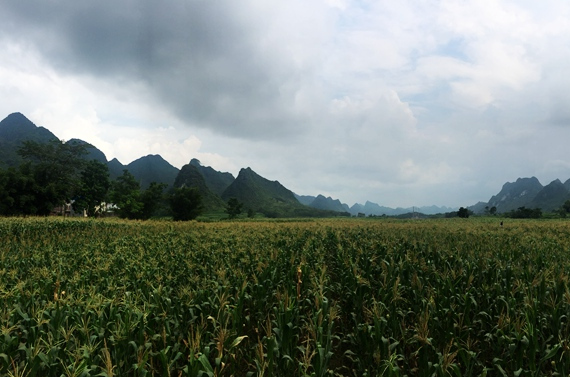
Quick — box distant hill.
[189,159,234,196]
[11,112,570,218]
[355,201,402,216]
[66,138,108,164]
[485,177,544,213]
[468,201,489,214]
[0,112,59,168]
[295,194,316,206]
[528,179,570,212]
[350,203,365,215]
[347,201,457,216]
[126,154,179,189]
[476,177,570,214]
[108,158,126,180]
[174,162,226,212]
[222,168,344,218]
[309,195,350,213]
[294,194,350,213]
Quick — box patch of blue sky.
[402,86,456,125]
[436,37,469,62]
[333,0,372,30]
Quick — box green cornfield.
[1,217,569,376]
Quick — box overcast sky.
[1,0,569,208]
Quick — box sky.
[1,0,570,208]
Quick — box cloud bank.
[1,0,569,207]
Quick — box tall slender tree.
[73,160,111,217]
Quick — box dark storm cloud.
[0,1,306,139]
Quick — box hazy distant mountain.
[294,193,350,213]
[0,112,59,167]
[486,177,544,213]
[350,201,405,216]
[126,154,179,189]
[528,179,570,212]
[468,201,489,214]
[309,195,350,213]
[348,201,456,216]
[174,162,226,212]
[295,194,316,206]
[350,203,365,215]
[418,205,458,215]
[189,158,234,196]
[476,177,570,214]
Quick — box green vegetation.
[225,197,243,219]
[110,170,167,220]
[73,160,111,217]
[174,163,227,213]
[558,200,570,218]
[1,217,570,376]
[190,159,234,197]
[0,140,88,216]
[457,207,470,218]
[169,187,203,221]
[221,167,347,218]
[505,206,543,219]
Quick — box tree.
[489,206,497,216]
[457,207,470,218]
[110,170,143,219]
[17,139,87,215]
[225,197,243,219]
[507,206,542,219]
[247,208,255,218]
[0,165,40,215]
[140,182,167,220]
[169,187,203,221]
[559,200,570,218]
[73,160,111,217]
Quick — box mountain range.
[0,113,349,217]
[1,112,569,217]
[470,177,570,214]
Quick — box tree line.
[0,140,203,220]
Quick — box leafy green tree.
[247,208,255,218]
[73,160,111,217]
[0,162,59,216]
[489,206,497,216]
[558,200,570,218]
[169,187,203,221]
[457,207,470,218]
[140,182,167,220]
[110,170,168,220]
[0,165,36,215]
[17,139,87,215]
[225,197,243,219]
[19,140,86,194]
[110,170,143,219]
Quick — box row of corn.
[0,217,569,376]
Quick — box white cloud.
[1,1,570,208]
